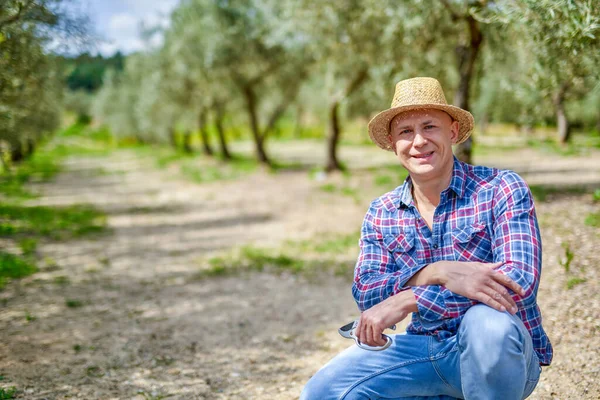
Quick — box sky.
[76,0,180,56]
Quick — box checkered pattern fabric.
[352,158,553,365]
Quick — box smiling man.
[301,77,552,399]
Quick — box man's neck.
[410,165,454,209]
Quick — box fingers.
[371,325,387,346]
[486,278,518,312]
[356,316,387,347]
[487,262,526,296]
[481,285,516,314]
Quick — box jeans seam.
[338,355,433,400]
[430,337,459,391]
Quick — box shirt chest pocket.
[451,222,493,262]
[383,232,416,269]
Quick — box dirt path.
[1,143,599,399]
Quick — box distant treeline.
[1,1,600,170]
[62,52,125,92]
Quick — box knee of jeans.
[459,304,522,350]
[300,369,338,400]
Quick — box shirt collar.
[386,156,467,211]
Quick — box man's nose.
[413,130,428,146]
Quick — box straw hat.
[368,77,474,151]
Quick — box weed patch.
[585,211,600,227]
[66,299,84,308]
[566,277,587,290]
[0,204,107,240]
[198,232,359,280]
[0,386,17,399]
[529,185,588,202]
[0,252,37,289]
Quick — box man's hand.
[431,261,526,314]
[355,290,417,347]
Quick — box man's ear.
[449,120,460,144]
[388,134,397,154]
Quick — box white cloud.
[108,12,138,37]
[124,0,179,16]
[96,1,178,56]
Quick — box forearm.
[406,261,444,286]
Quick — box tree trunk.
[479,112,488,136]
[242,85,271,166]
[9,142,24,163]
[214,107,232,161]
[198,109,214,156]
[324,68,369,172]
[453,15,483,164]
[554,88,571,143]
[325,101,342,172]
[182,130,193,154]
[294,103,303,139]
[169,127,178,150]
[0,150,10,172]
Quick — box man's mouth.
[412,152,434,159]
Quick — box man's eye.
[400,129,412,135]
[424,125,435,130]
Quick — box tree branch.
[0,0,34,30]
[440,0,463,21]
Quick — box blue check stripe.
[351,158,553,365]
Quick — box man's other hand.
[432,261,526,314]
[355,290,417,347]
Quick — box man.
[301,77,552,400]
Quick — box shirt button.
[433,243,439,249]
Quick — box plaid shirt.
[352,157,553,365]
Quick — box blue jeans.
[301,304,541,400]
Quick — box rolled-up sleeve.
[491,171,542,306]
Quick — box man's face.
[388,109,459,181]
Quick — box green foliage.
[0,252,37,289]
[199,231,359,279]
[585,211,600,227]
[203,246,304,277]
[0,386,17,399]
[593,189,600,203]
[182,156,258,183]
[0,204,107,240]
[0,149,62,198]
[24,311,36,322]
[566,277,587,290]
[61,52,125,92]
[65,299,84,308]
[0,0,86,164]
[18,238,38,256]
[311,232,359,255]
[318,182,361,202]
[529,185,588,202]
[559,242,575,274]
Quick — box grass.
[566,277,587,290]
[0,252,37,289]
[0,124,110,289]
[529,185,589,202]
[318,182,362,203]
[559,242,575,274]
[0,204,107,240]
[154,150,260,184]
[65,299,84,308]
[0,386,17,399]
[585,211,600,227]
[197,232,359,280]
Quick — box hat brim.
[367,104,474,151]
